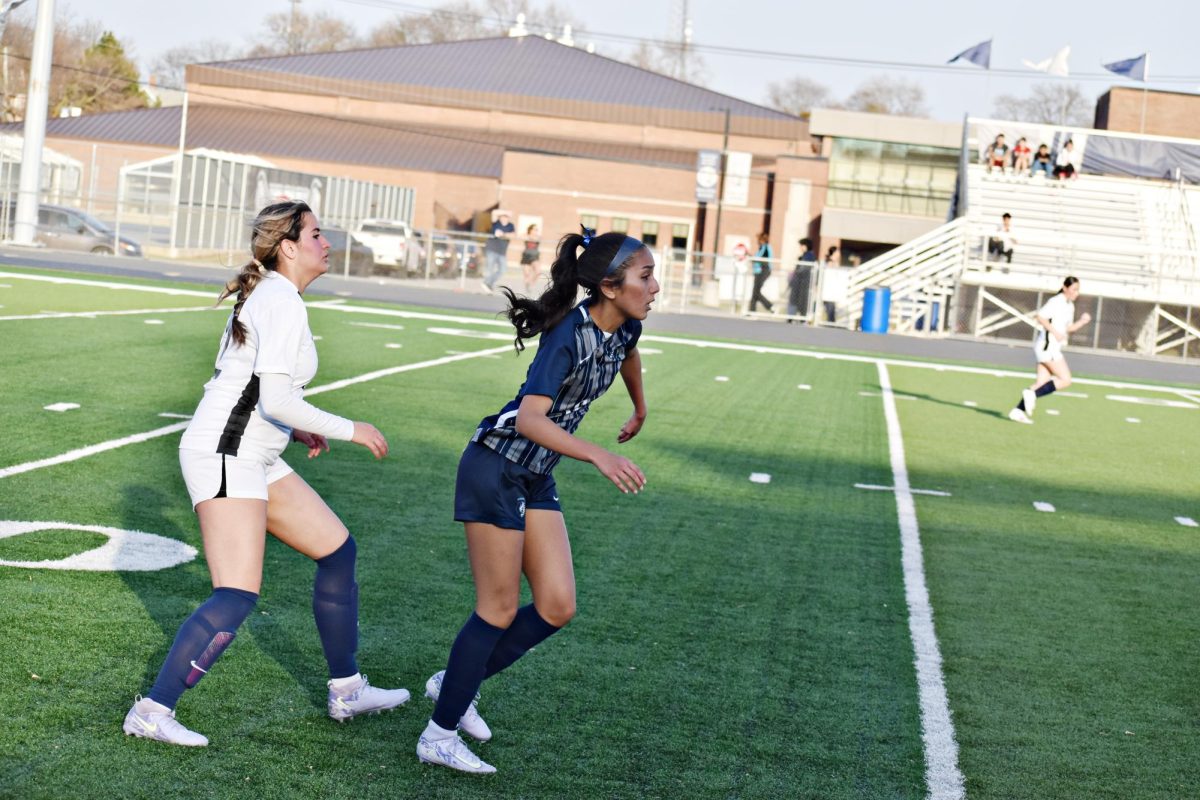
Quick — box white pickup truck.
[353,218,422,275]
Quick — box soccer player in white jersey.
[123,202,409,747]
[415,228,658,774]
[1009,276,1092,424]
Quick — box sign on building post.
[695,149,720,203]
[722,151,752,207]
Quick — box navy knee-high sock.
[313,536,359,680]
[432,612,506,730]
[483,604,560,679]
[148,587,258,709]
[1035,381,1058,398]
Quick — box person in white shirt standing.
[1009,276,1092,424]
[123,201,409,747]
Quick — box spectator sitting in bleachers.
[1012,137,1032,175]
[1032,144,1053,178]
[985,134,1010,174]
[1053,140,1078,180]
[987,213,1018,265]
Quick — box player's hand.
[293,430,329,459]
[1079,312,1093,325]
[351,422,389,459]
[1055,331,1067,343]
[617,412,646,444]
[591,450,646,494]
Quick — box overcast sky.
[17,0,1200,121]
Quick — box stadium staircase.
[837,164,1200,349]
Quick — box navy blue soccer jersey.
[473,300,641,474]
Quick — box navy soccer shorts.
[454,441,561,530]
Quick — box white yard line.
[0,305,217,322]
[0,345,515,481]
[0,421,192,480]
[3,272,1192,400]
[0,270,214,297]
[876,361,965,800]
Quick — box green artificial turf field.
[1,267,1196,799]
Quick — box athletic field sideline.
[1,266,1196,799]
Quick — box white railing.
[838,217,969,332]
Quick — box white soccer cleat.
[1022,388,1037,414]
[123,696,208,747]
[425,669,492,742]
[1008,407,1034,424]
[417,732,496,774]
[327,674,410,722]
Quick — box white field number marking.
[0,521,197,572]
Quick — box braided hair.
[500,228,648,353]
[216,201,311,346]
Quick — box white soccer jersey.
[1035,292,1074,351]
[180,271,346,460]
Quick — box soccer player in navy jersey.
[122,202,408,746]
[416,228,659,774]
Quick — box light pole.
[708,107,730,280]
[12,0,54,247]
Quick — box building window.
[671,223,689,251]
[827,137,959,218]
[611,217,628,233]
[641,220,659,247]
[580,213,599,230]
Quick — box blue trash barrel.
[861,287,891,334]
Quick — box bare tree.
[367,0,580,47]
[844,76,928,117]
[993,83,1093,127]
[248,7,359,56]
[1,7,104,121]
[149,40,241,90]
[627,39,707,84]
[766,76,834,119]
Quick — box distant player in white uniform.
[123,201,408,747]
[1009,276,1092,424]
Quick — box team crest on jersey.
[517,498,526,518]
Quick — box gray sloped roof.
[11,105,505,178]
[190,36,803,135]
[14,103,763,178]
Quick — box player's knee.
[477,601,518,629]
[1057,375,1072,389]
[537,594,576,627]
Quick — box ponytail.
[500,229,646,352]
[216,260,269,346]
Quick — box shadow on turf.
[882,389,1007,420]
[115,483,216,695]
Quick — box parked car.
[4,203,142,256]
[353,218,423,276]
[322,227,375,276]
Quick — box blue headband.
[603,235,645,279]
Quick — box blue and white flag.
[1103,53,1148,82]
[948,39,992,69]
